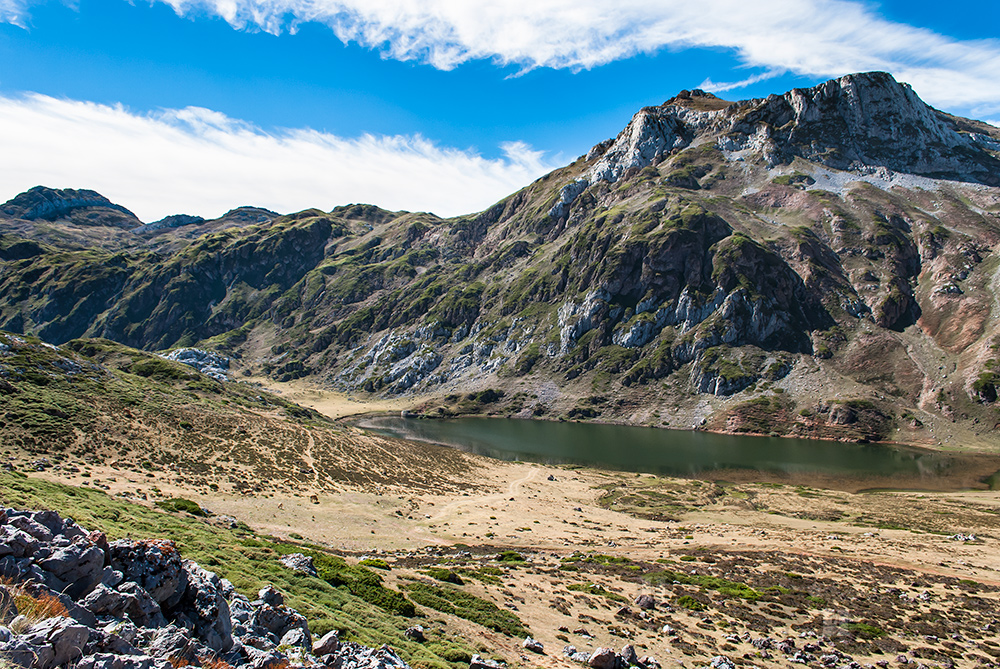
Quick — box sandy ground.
[22,380,1000,666]
[246,377,414,419]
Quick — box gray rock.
[110,540,188,607]
[101,567,124,588]
[228,593,255,624]
[162,349,230,382]
[145,625,197,664]
[634,594,657,610]
[117,582,166,628]
[329,642,409,669]
[81,583,135,618]
[522,637,544,654]
[76,653,172,669]
[251,603,309,646]
[19,616,91,669]
[257,586,283,608]
[279,626,310,649]
[0,625,11,643]
[8,515,54,542]
[0,528,38,559]
[278,553,317,577]
[589,648,618,669]
[0,635,37,667]
[313,629,340,656]
[470,655,505,669]
[621,645,639,667]
[403,625,425,643]
[173,561,232,652]
[84,627,139,656]
[709,657,735,669]
[249,649,289,669]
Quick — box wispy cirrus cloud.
[0,93,559,221]
[698,70,784,94]
[142,0,1000,113]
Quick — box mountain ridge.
[2,71,1000,447]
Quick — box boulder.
[257,586,283,608]
[81,583,135,619]
[279,627,310,649]
[228,593,254,624]
[522,637,544,654]
[8,515,54,542]
[620,645,639,667]
[0,528,38,559]
[39,542,107,598]
[76,653,172,669]
[144,625,197,664]
[117,582,166,628]
[633,594,656,610]
[403,625,425,643]
[249,649,288,669]
[18,616,90,669]
[312,629,340,656]
[278,554,317,577]
[110,541,188,608]
[589,647,618,669]
[470,655,505,669]
[172,561,233,652]
[251,603,309,646]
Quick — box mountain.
[2,71,999,445]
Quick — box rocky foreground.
[0,507,412,669]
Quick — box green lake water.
[356,416,1000,489]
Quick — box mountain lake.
[356,415,1000,491]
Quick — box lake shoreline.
[350,413,1000,494]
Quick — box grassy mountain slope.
[0,331,473,495]
[2,73,1000,446]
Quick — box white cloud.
[0,0,33,26]
[151,0,1000,112]
[0,93,559,221]
[699,70,783,94]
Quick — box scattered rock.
[634,594,657,610]
[279,553,318,577]
[313,629,340,656]
[589,647,618,669]
[522,637,544,654]
[470,655,505,669]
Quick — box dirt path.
[431,466,540,522]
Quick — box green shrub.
[155,497,205,516]
[676,595,706,611]
[404,582,528,637]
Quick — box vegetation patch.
[155,497,206,516]
[643,569,761,601]
[566,583,627,602]
[403,582,528,637]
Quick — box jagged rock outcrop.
[577,72,1000,201]
[0,187,140,227]
[162,348,230,381]
[0,508,412,669]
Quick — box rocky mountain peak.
[577,71,1000,203]
[0,186,140,227]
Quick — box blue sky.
[1,0,999,220]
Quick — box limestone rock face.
[580,72,1000,193]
